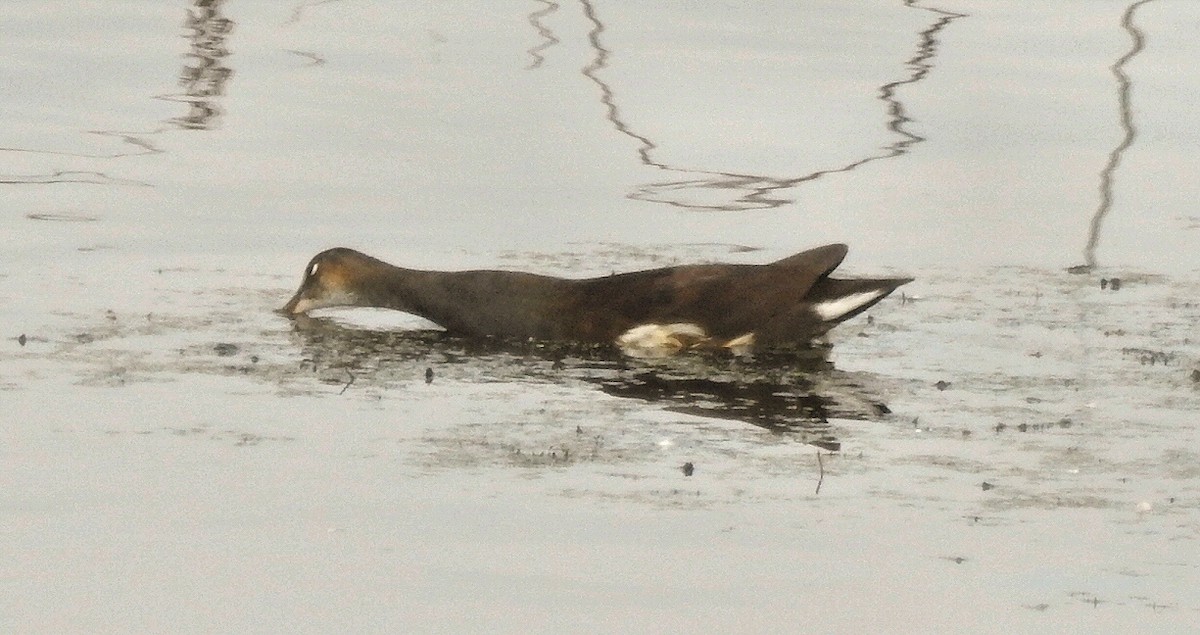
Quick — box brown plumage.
[281,244,911,353]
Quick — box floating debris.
[425,367,434,384]
[935,380,952,391]
[212,343,238,357]
[17,334,26,346]
[681,462,694,476]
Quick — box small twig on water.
[339,370,355,395]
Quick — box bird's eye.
[307,261,320,278]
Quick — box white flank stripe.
[814,290,885,321]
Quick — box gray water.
[3,1,1199,632]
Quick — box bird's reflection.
[1075,0,1156,272]
[566,0,966,211]
[287,314,901,451]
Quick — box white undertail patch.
[616,323,708,358]
[814,290,886,322]
[723,332,756,356]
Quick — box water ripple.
[578,0,967,211]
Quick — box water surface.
[3,1,1199,632]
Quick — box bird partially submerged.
[282,243,911,356]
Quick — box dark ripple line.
[0,170,152,187]
[579,0,659,167]
[1081,0,1156,270]
[284,0,344,26]
[578,0,966,211]
[526,0,561,70]
[285,49,327,66]
[0,131,162,160]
